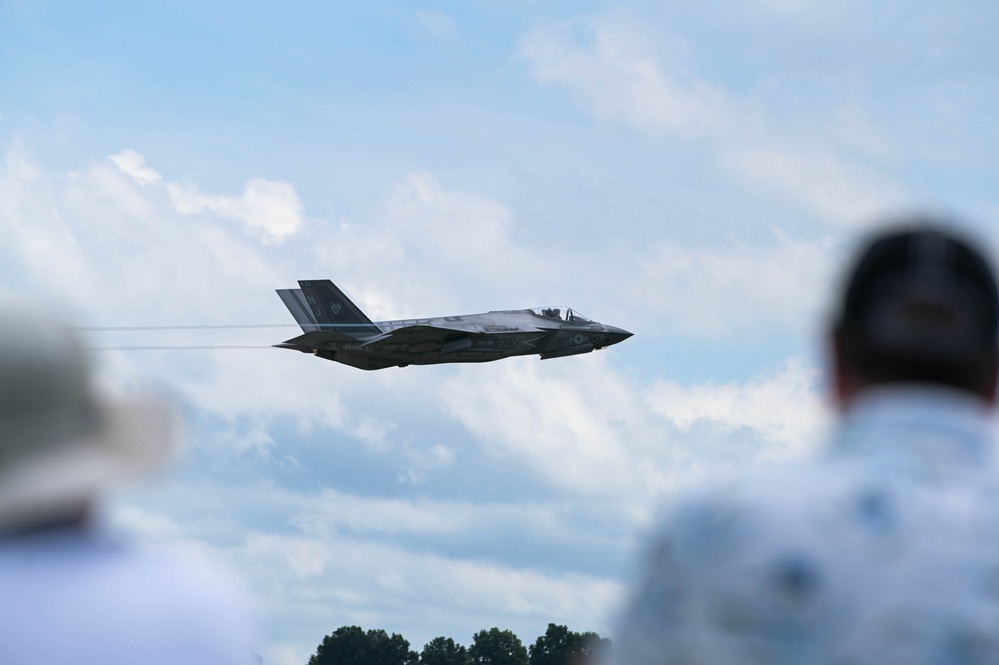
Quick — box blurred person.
[616,220,999,664]
[0,305,257,664]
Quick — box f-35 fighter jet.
[275,280,632,370]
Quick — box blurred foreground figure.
[0,306,256,664]
[617,220,999,665]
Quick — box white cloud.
[289,490,475,539]
[219,526,624,665]
[518,18,732,138]
[5,143,839,665]
[108,149,304,245]
[647,356,831,457]
[0,147,293,321]
[631,229,839,335]
[1,140,837,497]
[166,177,303,245]
[517,16,909,225]
[312,170,543,320]
[0,146,101,303]
[720,146,907,227]
[109,149,162,186]
[436,349,834,507]
[399,443,455,483]
[238,534,621,656]
[11,2,999,662]
[416,10,457,40]
[111,482,630,665]
[438,357,650,496]
[383,171,513,268]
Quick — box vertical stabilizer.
[276,289,320,332]
[296,280,381,334]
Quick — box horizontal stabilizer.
[282,330,368,349]
[272,343,314,354]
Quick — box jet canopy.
[531,307,592,323]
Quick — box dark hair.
[833,221,999,396]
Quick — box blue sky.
[5,2,999,663]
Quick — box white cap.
[0,305,176,531]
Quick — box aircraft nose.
[601,326,633,347]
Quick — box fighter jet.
[275,279,632,370]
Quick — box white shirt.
[0,530,257,664]
[616,387,999,665]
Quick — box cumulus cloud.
[109,149,162,186]
[111,482,628,665]
[382,171,514,267]
[399,443,455,483]
[438,352,832,504]
[312,170,543,320]
[0,146,101,303]
[5,143,838,665]
[110,358,830,664]
[109,149,304,245]
[0,145,360,444]
[517,16,909,224]
[438,358,650,496]
[720,147,907,227]
[519,18,732,138]
[0,148,290,322]
[647,356,831,457]
[631,229,839,335]
[235,529,623,664]
[167,178,303,245]
[1,140,836,497]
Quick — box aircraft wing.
[361,325,467,351]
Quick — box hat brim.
[0,395,177,531]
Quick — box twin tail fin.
[276,280,380,335]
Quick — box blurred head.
[831,219,999,408]
[0,304,176,535]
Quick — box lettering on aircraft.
[387,319,434,329]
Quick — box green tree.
[528,624,576,665]
[470,628,528,665]
[575,632,610,663]
[309,626,369,665]
[529,625,611,665]
[368,629,419,665]
[308,626,417,665]
[421,636,471,665]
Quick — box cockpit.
[531,307,592,324]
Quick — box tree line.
[308,623,611,665]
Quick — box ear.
[830,328,861,411]
[983,354,999,405]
